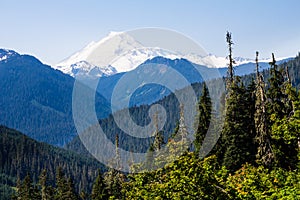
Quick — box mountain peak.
[107,31,123,37]
[143,56,191,65]
[53,32,293,79]
[0,49,19,62]
[54,31,143,76]
[68,60,117,77]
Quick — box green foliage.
[124,153,231,199]
[263,55,300,169]
[12,173,41,200]
[91,170,108,200]
[254,54,274,167]
[226,164,300,199]
[73,53,300,199]
[54,167,68,200]
[38,169,54,200]
[271,84,300,169]
[104,169,125,199]
[152,131,164,151]
[194,83,212,155]
[219,78,256,171]
[267,55,289,120]
[65,178,79,200]
[12,169,80,200]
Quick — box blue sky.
[1,0,300,65]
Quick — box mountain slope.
[98,57,205,108]
[66,54,300,158]
[0,125,105,199]
[0,49,111,146]
[96,56,292,107]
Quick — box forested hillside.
[60,44,300,199]
[96,55,291,108]
[0,50,111,146]
[123,39,300,199]
[0,126,105,200]
[66,53,300,158]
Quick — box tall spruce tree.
[226,31,235,87]
[267,53,288,119]
[220,32,256,171]
[143,113,164,170]
[38,169,53,200]
[91,170,108,200]
[152,112,164,151]
[173,104,189,153]
[54,167,68,200]
[194,83,212,155]
[245,79,257,159]
[65,178,79,200]
[104,135,125,199]
[221,79,256,171]
[14,173,40,200]
[178,104,188,143]
[268,54,300,169]
[254,51,274,167]
[272,84,300,169]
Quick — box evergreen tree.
[219,32,256,171]
[178,104,188,143]
[16,173,40,200]
[91,170,108,200]
[254,51,274,167]
[54,167,68,200]
[194,83,212,156]
[11,176,22,200]
[104,135,125,199]
[104,169,125,199]
[65,178,79,200]
[153,131,164,151]
[245,79,257,156]
[140,113,165,171]
[272,89,300,169]
[152,113,164,151]
[168,104,190,154]
[221,79,256,171]
[271,64,300,169]
[267,53,288,119]
[265,53,298,169]
[38,169,53,200]
[226,31,235,87]
[79,190,88,200]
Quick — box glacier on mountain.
[54,31,290,78]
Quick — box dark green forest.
[0,126,107,199]
[2,33,300,199]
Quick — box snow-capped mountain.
[187,54,290,69]
[55,31,143,77]
[54,31,290,78]
[55,31,186,77]
[66,61,117,78]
